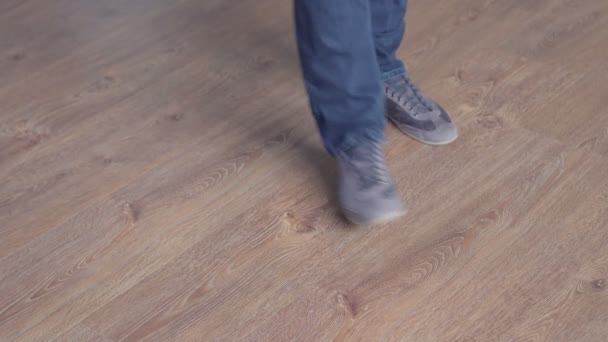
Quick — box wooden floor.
[1,0,608,340]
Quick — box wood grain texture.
[1,0,607,341]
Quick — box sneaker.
[385,74,458,145]
[336,141,406,225]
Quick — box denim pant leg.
[370,0,408,80]
[295,0,386,156]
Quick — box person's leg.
[295,0,405,224]
[371,0,458,145]
[370,0,408,80]
[294,0,385,156]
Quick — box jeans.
[295,0,408,156]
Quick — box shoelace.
[385,76,434,116]
[369,142,390,184]
[343,142,391,188]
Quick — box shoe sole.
[388,116,458,146]
[342,207,407,226]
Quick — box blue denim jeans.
[295,0,408,155]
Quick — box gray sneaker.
[336,141,406,225]
[385,75,458,145]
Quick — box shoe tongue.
[349,143,390,184]
[389,77,433,114]
[352,140,381,155]
[389,77,409,92]
[348,143,384,170]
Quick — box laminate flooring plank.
[0,0,296,258]
[0,0,243,169]
[0,110,316,341]
[0,0,191,86]
[52,324,113,342]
